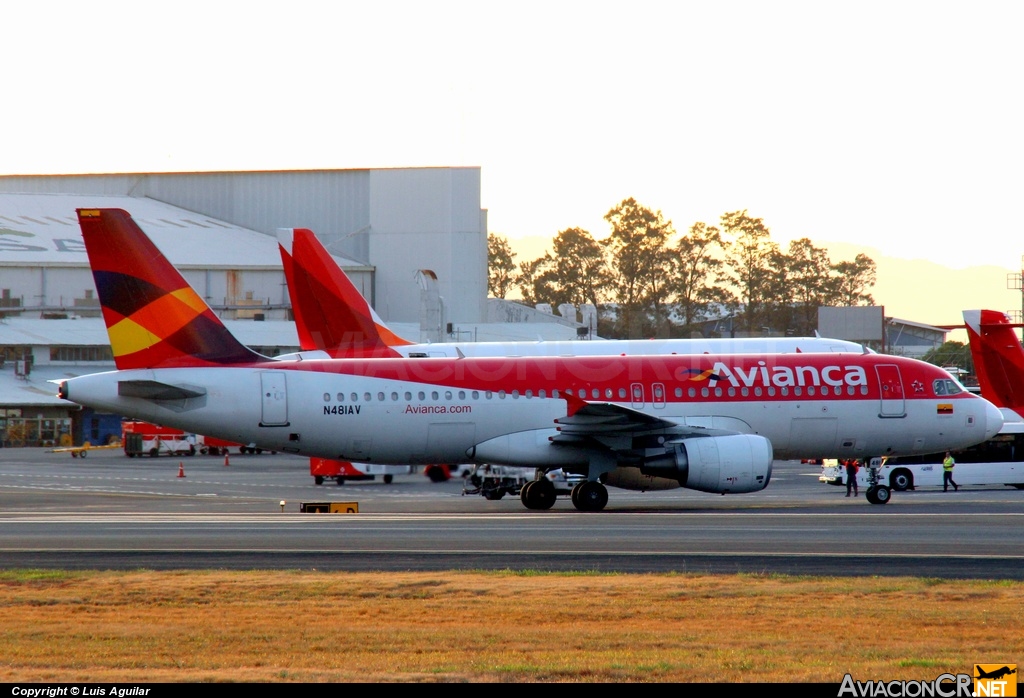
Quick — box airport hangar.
[0,168,947,448]
[0,167,593,447]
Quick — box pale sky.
[3,1,1023,327]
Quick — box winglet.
[77,208,266,370]
[280,227,409,357]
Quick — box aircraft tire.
[865,485,891,505]
[524,478,556,510]
[520,480,535,507]
[572,481,608,512]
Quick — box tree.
[515,255,557,308]
[487,233,518,299]
[545,227,608,310]
[831,254,877,307]
[782,238,834,335]
[669,221,734,330]
[920,340,973,375]
[601,198,676,337]
[721,210,779,334]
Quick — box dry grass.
[0,569,1020,683]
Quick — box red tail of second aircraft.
[963,309,1024,414]
[278,228,408,357]
[77,208,266,370]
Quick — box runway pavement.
[1,447,1022,578]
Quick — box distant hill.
[820,241,1018,333]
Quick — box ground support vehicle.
[310,458,412,485]
[121,421,272,457]
[122,422,198,458]
[462,464,536,500]
[49,440,123,458]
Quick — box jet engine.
[607,434,773,494]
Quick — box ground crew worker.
[943,451,959,491]
[844,459,859,497]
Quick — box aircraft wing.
[554,402,678,433]
[552,401,747,442]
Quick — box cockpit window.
[933,378,962,396]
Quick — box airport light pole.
[1007,255,1024,343]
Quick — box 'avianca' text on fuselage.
[685,361,867,389]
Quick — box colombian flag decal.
[937,404,953,414]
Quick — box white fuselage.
[62,356,1002,468]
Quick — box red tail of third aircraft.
[963,309,1024,418]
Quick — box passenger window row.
[320,383,870,402]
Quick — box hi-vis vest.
[943,456,955,471]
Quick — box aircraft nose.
[982,398,1004,441]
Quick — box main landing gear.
[519,477,609,512]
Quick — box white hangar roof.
[0,318,303,350]
[0,193,365,270]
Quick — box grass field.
[0,569,1020,683]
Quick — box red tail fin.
[77,208,265,369]
[962,309,1024,411]
[278,228,407,357]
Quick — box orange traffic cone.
[224,453,230,467]
[177,462,186,478]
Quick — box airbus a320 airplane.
[277,226,869,358]
[58,209,1003,510]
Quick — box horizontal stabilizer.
[118,380,207,401]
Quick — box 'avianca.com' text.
[404,404,472,415]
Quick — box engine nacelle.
[468,430,590,467]
[635,434,773,494]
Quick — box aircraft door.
[875,364,906,417]
[631,383,645,408]
[652,382,666,409]
[260,371,289,426]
